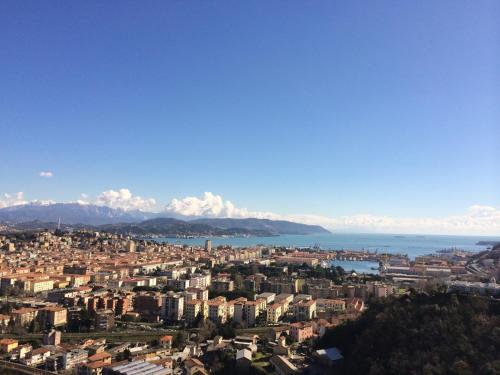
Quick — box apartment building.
[185,299,207,325]
[210,279,234,293]
[289,322,314,343]
[38,306,68,327]
[266,302,287,323]
[0,338,18,353]
[186,287,209,301]
[167,278,190,290]
[189,273,211,289]
[63,349,89,370]
[244,274,267,292]
[265,278,299,295]
[162,292,184,322]
[0,276,17,291]
[94,309,115,331]
[275,256,319,267]
[255,292,276,304]
[226,300,237,320]
[12,307,38,326]
[316,298,346,313]
[0,313,11,327]
[71,274,91,287]
[207,297,227,324]
[30,278,55,293]
[293,299,317,321]
[234,300,260,327]
[360,282,394,298]
[275,293,294,305]
[134,292,163,321]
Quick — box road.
[3,326,284,343]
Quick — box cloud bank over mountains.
[166,192,278,219]
[0,192,55,208]
[164,192,500,235]
[0,189,499,235]
[94,189,157,212]
[0,192,26,208]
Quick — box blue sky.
[0,1,499,234]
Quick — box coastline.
[153,232,498,260]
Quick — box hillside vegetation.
[317,292,500,375]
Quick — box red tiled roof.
[0,338,18,345]
[88,352,111,362]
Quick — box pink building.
[289,322,314,343]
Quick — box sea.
[156,233,499,273]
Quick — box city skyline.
[0,3,498,374]
[1,2,499,235]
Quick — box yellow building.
[185,299,207,324]
[243,301,260,326]
[31,278,54,293]
[255,297,267,311]
[0,338,18,353]
[293,299,317,321]
[316,298,346,312]
[275,256,319,267]
[0,314,11,326]
[54,280,70,289]
[12,307,38,326]
[39,306,68,327]
[267,303,284,323]
[226,301,236,320]
[207,297,227,324]
[71,274,91,287]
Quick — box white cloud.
[39,171,54,178]
[75,193,90,205]
[0,192,28,208]
[95,188,157,211]
[166,192,500,235]
[281,209,500,236]
[0,189,155,212]
[166,192,279,219]
[0,192,55,208]
[1,189,499,235]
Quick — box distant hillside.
[317,292,500,374]
[0,204,330,237]
[0,203,156,224]
[470,243,500,262]
[191,217,329,235]
[476,240,500,247]
[98,218,275,237]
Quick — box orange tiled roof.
[88,352,111,362]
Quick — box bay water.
[157,233,499,271]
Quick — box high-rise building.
[43,329,62,346]
[185,299,207,325]
[94,309,115,331]
[207,297,227,324]
[162,292,184,322]
[125,240,136,252]
[204,239,212,253]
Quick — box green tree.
[234,274,244,289]
[28,319,40,333]
[173,331,186,349]
[316,293,500,374]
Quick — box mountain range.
[0,203,152,224]
[0,203,329,236]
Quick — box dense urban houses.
[0,230,497,374]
